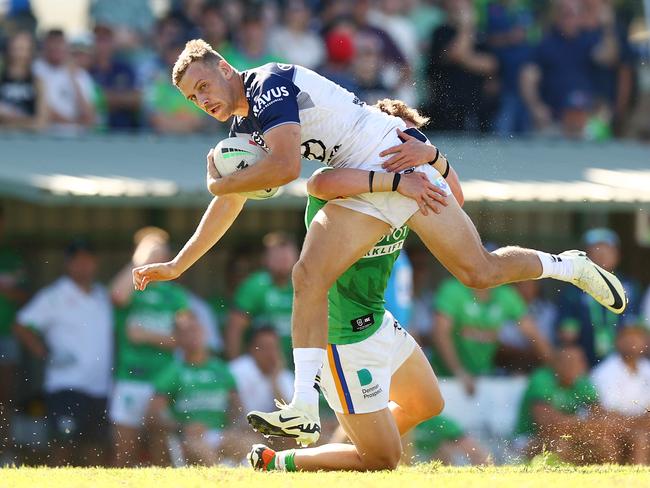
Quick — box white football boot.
[561,250,627,314]
[247,399,321,447]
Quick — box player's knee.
[455,266,494,290]
[362,449,401,471]
[292,259,329,294]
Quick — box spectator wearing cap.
[591,326,650,464]
[13,239,113,466]
[33,29,96,134]
[556,228,641,367]
[89,24,141,130]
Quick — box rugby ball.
[212,136,279,200]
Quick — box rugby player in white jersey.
[132,39,628,447]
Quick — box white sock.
[291,348,324,409]
[536,251,574,281]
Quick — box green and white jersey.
[153,357,236,430]
[115,282,189,382]
[305,192,408,345]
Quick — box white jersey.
[229,63,403,171]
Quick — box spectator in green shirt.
[109,227,189,466]
[148,309,256,466]
[144,40,206,134]
[432,277,551,395]
[514,345,621,464]
[225,232,298,363]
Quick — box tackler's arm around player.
[207,124,302,196]
[307,167,449,216]
[379,129,464,206]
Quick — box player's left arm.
[208,123,302,196]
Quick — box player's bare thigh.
[389,346,444,434]
[295,202,391,290]
[335,408,403,470]
[406,196,495,289]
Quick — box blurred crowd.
[0,0,648,139]
[1,201,650,467]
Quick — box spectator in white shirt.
[591,326,650,464]
[229,326,293,414]
[13,239,113,466]
[33,29,96,135]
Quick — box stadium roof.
[0,132,648,210]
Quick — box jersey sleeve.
[250,74,300,134]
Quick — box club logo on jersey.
[277,63,293,71]
[252,86,291,116]
[351,313,375,332]
[301,139,327,162]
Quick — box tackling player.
[132,40,627,446]
[247,102,459,472]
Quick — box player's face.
[178,60,237,122]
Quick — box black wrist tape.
[428,147,440,166]
[392,173,401,191]
[442,159,450,179]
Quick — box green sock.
[272,449,297,472]
[285,451,297,472]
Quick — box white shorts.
[109,380,155,428]
[320,311,418,415]
[331,130,452,229]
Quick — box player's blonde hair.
[172,38,224,87]
[374,99,430,128]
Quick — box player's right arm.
[133,193,246,290]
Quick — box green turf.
[2,465,650,488]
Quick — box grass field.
[2,464,650,488]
